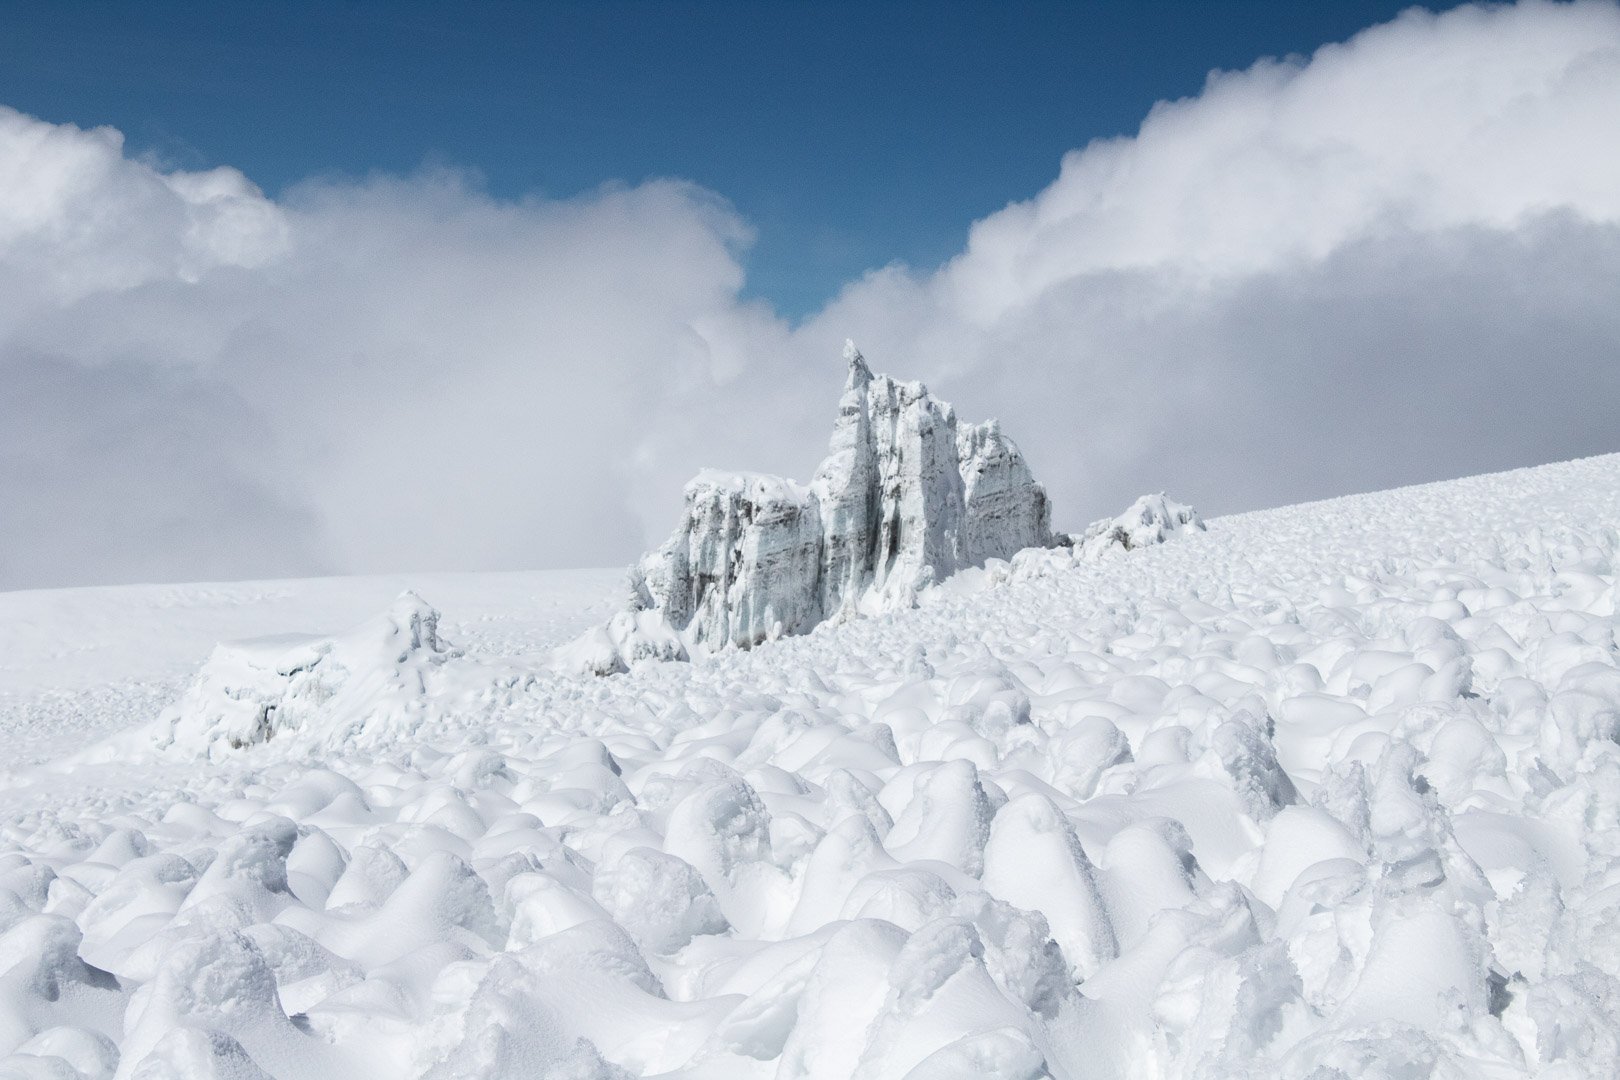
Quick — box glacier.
[4,456,1620,1078]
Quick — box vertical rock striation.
[564,342,1059,670]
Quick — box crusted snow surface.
[583,343,1056,669]
[6,455,1620,1077]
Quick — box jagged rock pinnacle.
[565,343,1058,671]
[843,339,872,389]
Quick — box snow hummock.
[4,454,1620,1077]
[996,492,1206,583]
[152,591,458,758]
[1076,491,1205,557]
[569,342,1058,672]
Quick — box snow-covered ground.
[0,571,626,771]
[5,456,1620,1077]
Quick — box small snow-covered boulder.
[884,760,996,877]
[1076,493,1205,559]
[591,848,728,954]
[981,794,1117,979]
[156,592,458,757]
[6,1027,119,1080]
[125,1027,275,1080]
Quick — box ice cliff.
[562,343,1057,672]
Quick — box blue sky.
[0,0,1439,318]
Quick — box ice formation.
[575,342,1057,671]
[153,591,458,758]
[6,456,1620,1077]
[993,492,1206,584]
[1075,491,1205,557]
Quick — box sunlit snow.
[4,456,1620,1077]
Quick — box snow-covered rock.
[570,342,1057,667]
[633,470,826,653]
[810,346,990,616]
[1002,491,1206,582]
[1076,492,1204,558]
[154,591,457,758]
[957,418,1054,567]
[550,607,687,677]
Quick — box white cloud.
[3,1,1620,589]
[943,0,1620,312]
[782,0,1620,519]
[0,108,288,306]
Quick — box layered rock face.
[958,419,1054,567]
[811,348,991,617]
[572,343,1057,668]
[813,344,1057,619]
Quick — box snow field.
[4,456,1620,1076]
[0,570,626,769]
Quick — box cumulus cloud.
[950,0,1620,299]
[3,0,1620,589]
[0,108,786,587]
[0,109,287,308]
[785,0,1620,523]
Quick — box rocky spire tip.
[843,339,872,389]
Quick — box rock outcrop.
[809,345,1052,617]
[565,343,1057,670]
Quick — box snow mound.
[567,341,1057,672]
[1077,492,1204,557]
[1000,492,1205,583]
[154,591,458,758]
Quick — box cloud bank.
[4,0,1620,590]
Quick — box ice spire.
[578,341,1057,666]
[843,339,872,390]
